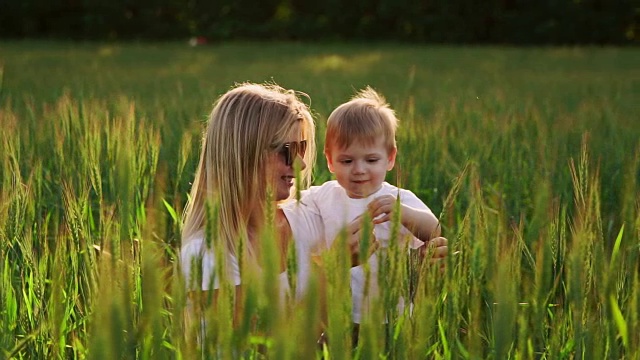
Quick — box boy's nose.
[352,161,364,174]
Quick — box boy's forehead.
[330,135,387,152]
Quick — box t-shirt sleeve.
[280,195,325,251]
[397,188,437,248]
[399,188,433,214]
[180,237,241,291]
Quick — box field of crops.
[1,41,639,358]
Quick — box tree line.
[1,0,637,44]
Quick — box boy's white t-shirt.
[290,180,433,323]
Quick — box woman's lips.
[282,176,294,186]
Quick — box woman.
[181,82,318,307]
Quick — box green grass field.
[1,41,639,359]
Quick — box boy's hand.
[367,194,401,225]
[421,236,448,260]
[334,215,379,267]
[419,236,448,271]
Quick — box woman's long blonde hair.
[181,82,316,260]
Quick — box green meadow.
[1,41,639,359]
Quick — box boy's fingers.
[372,214,390,224]
[349,214,362,224]
[419,237,449,259]
[351,254,360,267]
[332,226,361,252]
[427,236,448,248]
[431,245,448,259]
[367,196,386,213]
[350,241,359,253]
[369,237,380,255]
[365,205,378,218]
[422,245,448,259]
[349,228,361,245]
[347,218,363,234]
[348,237,360,266]
[350,237,379,267]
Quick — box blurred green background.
[1,32,639,359]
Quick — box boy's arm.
[367,194,440,243]
[368,194,447,269]
[398,203,440,242]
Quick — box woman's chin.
[276,187,292,202]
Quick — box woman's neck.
[246,201,273,247]
[247,203,288,272]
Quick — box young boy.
[302,87,441,325]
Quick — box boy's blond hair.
[325,86,397,155]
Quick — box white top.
[289,180,433,323]
[180,226,314,301]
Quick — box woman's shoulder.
[180,230,208,263]
[180,230,242,289]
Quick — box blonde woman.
[180,82,320,307]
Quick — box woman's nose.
[294,154,307,171]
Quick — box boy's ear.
[325,151,335,173]
[386,147,397,171]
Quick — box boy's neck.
[344,182,384,199]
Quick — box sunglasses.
[278,140,307,166]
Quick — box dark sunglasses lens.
[299,140,307,157]
[280,144,292,166]
[287,145,296,165]
[280,141,307,166]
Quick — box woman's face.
[268,122,307,201]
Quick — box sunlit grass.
[1,41,639,358]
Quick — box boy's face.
[326,137,396,199]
